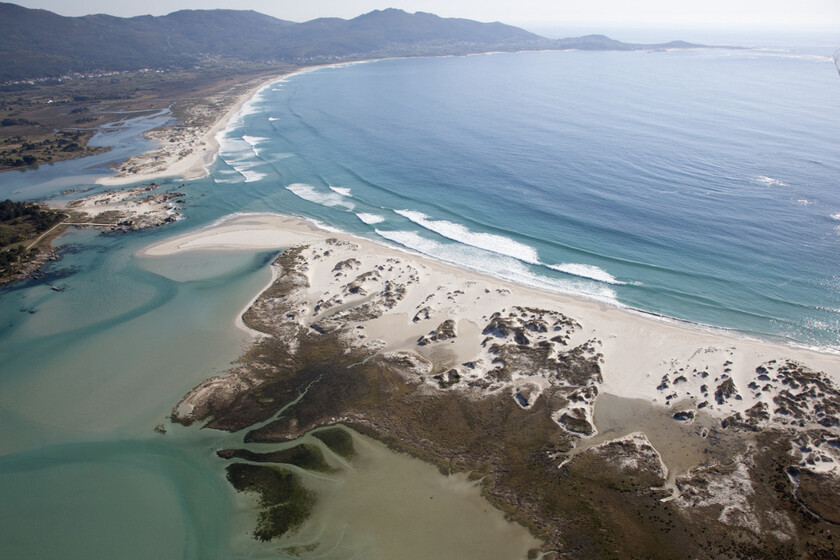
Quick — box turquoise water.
[1,44,839,557]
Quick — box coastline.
[143,212,840,399]
[130,54,840,555]
[152,212,840,556]
[94,61,383,188]
[2,45,835,558]
[95,75,283,187]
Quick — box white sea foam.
[547,263,627,285]
[357,213,386,225]
[310,219,344,234]
[268,117,281,122]
[218,134,256,160]
[329,186,353,197]
[213,170,243,184]
[830,213,840,221]
[394,209,540,264]
[286,183,355,210]
[241,170,267,183]
[225,158,263,177]
[756,175,788,187]
[240,135,270,158]
[242,135,269,147]
[375,229,619,305]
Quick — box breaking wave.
[395,210,540,264]
[329,186,353,197]
[356,213,385,225]
[241,170,267,183]
[286,183,355,210]
[375,229,619,305]
[547,263,627,285]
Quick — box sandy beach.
[95,63,369,187]
[146,212,840,464]
[132,56,840,555]
[95,77,279,187]
[146,212,840,554]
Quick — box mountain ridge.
[0,3,710,82]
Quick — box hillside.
[0,4,707,82]
[0,4,548,81]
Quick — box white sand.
[152,213,840,482]
[143,213,840,407]
[95,78,274,187]
[96,62,374,188]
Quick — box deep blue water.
[215,48,840,350]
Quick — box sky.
[12,0,840,29]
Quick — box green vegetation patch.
[0,199,63,245]
[219,443,335,473]
[226,463,315,541]
[0,130,107,171]
[0,199,64,279]
[312,427,356,459]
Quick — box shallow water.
[0,238,276,558]
[0,222,541,557]
[247,430,541,560]
[569,393,742,491]
[0,109,170,200]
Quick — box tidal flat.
[163,214,840,558]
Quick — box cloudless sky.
[12,0,840,28]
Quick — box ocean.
[1,42,839,558]
[213,47,840,350]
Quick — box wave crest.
[286,184,355,210]
[375,229,619,305]
[395,209,540,264]
[329,186,353,197]
[756,175,788,187]
[547,263,627,285]
[356,213,385,225]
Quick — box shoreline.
[144,212,840,405]
[143,211,840,366]
[157,212,840,556]
[94,61,388,188]
[95,75,284,187]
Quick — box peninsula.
[151,214,840,559]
